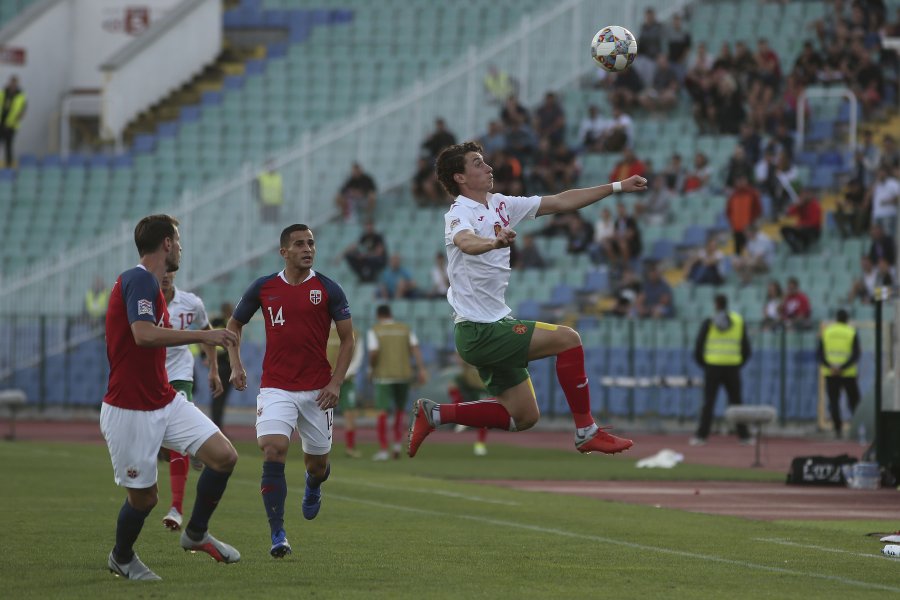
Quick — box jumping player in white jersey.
[408,141,646,458]
[159,270,224,531]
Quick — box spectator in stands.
[590,207,615,264]
[0,75,26,168]
[771,152,801,215]
[732,223,775,285]
[738,123,763,166]
[666,13,692,79]
[605,106,634,152]
[253,158,283,223]
[880,134,900,172]
[859,130,880,182]
[607,202,642,269]
[726,175,762,256]
[853,45,884,117]
[611,267,642,318]
[412,157,444,207]
[635,261,675,319]
[847,255,891,305]
[504,117,538,166]
[792,41,823,87]
[85,275,110,326]
[781,190,822,253]
[868,222,896,267]
[725,145,755,189]
[609,148,646,184]
[637,8,665,77]
[532,138,578,194]
[480,120,507,157]
[342,220,388,283]
[711,67,746,134]
[428,252,450,299]
[421,118,457,162]
[499,94,529,128]
[636,159,672,222]
[377,254,419,300]
[534,91,566,145]
[747,39,782,130]
[490,149,525,196]
[483,64,516,105]
[335,163,377,222]
[835,176,869,238]
[866,165,900,234]
[639,54,680,113]
[781,277,812,329]
[514,234,547,270]
[761,279,784,330]
[564,212,594,255]
[683,152,713,194]
[685,235,725,286]
[609,65,644,108]
[577,105,609,153]
[754,144,780,209]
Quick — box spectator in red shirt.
[726,175,762,255]
[608,148,646,183]
[780,191,822,253]
[781,277,812,329]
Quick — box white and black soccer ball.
[590,25,638,72]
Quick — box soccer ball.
[590,25,637,72]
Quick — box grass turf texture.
[1,440,897,599]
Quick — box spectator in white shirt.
[867,166,900,234]
[732,224,775,284]
[577,105,610,153]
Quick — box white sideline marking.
[330,493,900,593]
[349,480,520,506]
[755,538,889,560]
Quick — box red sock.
[377,413,388,449]
[392,410,404,443]
[477,427,488,443]
[448,387,464,404]
[346,429,356,450]
[556,345,595,428]
[168,450,188,513]
[439,400,513,430]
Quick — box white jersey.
[444,192,541,322]
[165,286,210,382]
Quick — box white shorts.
[256,387,333,455]
[100,392,219,489]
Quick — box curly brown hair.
[436,141,484,198]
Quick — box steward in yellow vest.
[818,309,861,438]
[255,160,283,223]
[691,294,752,444]
[85,278,110,323]
[0,75,26,167]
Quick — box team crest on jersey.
[137,299,153,316]
[126,467,139,479]
[513,324,528,335]
[493,223,502,237]
[310,289,322,305]
[449,217,460,230]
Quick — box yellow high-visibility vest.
[821,322,858,377]
[257,171,283,206]
[484,70,513,100]
[0,90,25,129]
[703,311,744,366]
[85,288,109,319]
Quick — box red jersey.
[103,266,177,410]
[233,270,351,392]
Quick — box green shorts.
[339,379,357,411]
[454,374,491,403]
[171,380,193,402]
[374,382,410,411]
[454,317,535,397]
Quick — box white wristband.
[612,181,622,193]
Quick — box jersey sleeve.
[232,276,268,324]
[321,276,351,321]
[122,269,162,325]
[504,194,542,228]
[444,203,475,245]
[194,295,210,329]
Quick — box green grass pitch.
[1,440,897,599]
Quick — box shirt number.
[267,306,285,326]
[177,313,194,330]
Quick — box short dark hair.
[436,141,483,197]
[836,309,849,323]
[280,224,310,248]
[714,294,728,310]
[376,304,391,318]
[134,214,179,256]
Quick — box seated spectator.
[710,68,745,134]
[737,122,763,165]
[666,13,692,77]
[609,66,644,107]
[577,105,610,153]
[635,7,664,81]
[881,134,900,172]
[534,91,566,145]
[761,279,783,330]
[635,261,675,318]
[514,234,547,270]
[636,159,672,222]
[853,48,884,117]
[780,190,822,253]
[772,152,800,216]
[683,152,712,193]
[412,157,444,207]
[504,118,538,165]
[868,222,896,267]
[490,149,525,196]
[610,267,642,318]
[747,39,782,130]
[867,165,900,234]
[662,153,685,194]
[377,254,419,300]
[639,54,680,113]
[480,120,507,157]
[590,207,615,263]
[532,138,578,194]
[792,40,824,87]
[732,223,775,285]
[684,235,725,285]
[726,175,762,255]
[428,252,450,299]
[604,106,634,152]
[847,255,892,304]
[421,118,457,161]
[608,148,646,183]
[343,221,387,283]
[565,212,594,255]
[725,145,755,189]
[500,94,529,128]
[335,163,377,222]
[835,176,869,238]
[781,277,812,329]
[606,202,642,268]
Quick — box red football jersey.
[233,270,351,391]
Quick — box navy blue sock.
[186,467,231,539]
[113,500,151,564]
[261,461,287,535]
[307,463,331,489]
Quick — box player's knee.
[217,446,238,472]
[307,461,329,480]
[130,490,158,512]
[512,406,541,431]
[559,326,581,349]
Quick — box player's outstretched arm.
[453,228,517,255]
[536,174,647,216]
[225,317,248,391]
[130,321,237,349]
